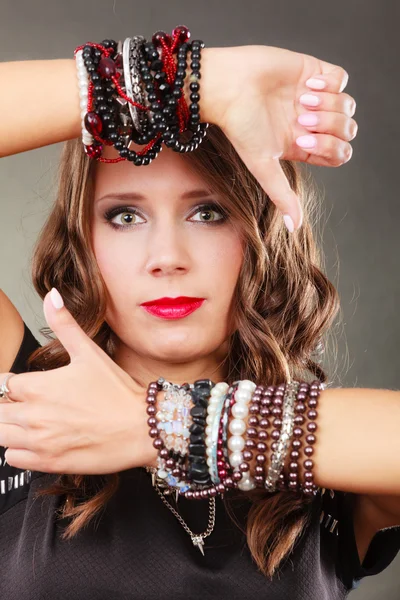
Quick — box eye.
[188,204,226,224]
[104,206,146,229]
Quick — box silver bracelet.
[122,36,147,135]
[205,383,229,484]
[264,380,300,492]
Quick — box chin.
[149,329,211,360]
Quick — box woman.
[0,35,399,599]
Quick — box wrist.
[140,393,158,469]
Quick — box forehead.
[93,142,212,200]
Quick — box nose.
[144,223,191,277]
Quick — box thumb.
[248,155,303,231]
[222,107,303,231]
[43,287,94,361]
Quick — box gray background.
[1,0,399,597]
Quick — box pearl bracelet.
[228,379,257,491]
[74,49,94,147]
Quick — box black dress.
[1,322,399,599]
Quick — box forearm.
[140,386,400,495]
[0,49,215,159]
[285,387,400,495]
[0,59,81,157]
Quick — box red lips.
[140,297,205,320]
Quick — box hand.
[0,289,156,475]
[201,45,357,230]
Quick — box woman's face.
[91,145,244,381]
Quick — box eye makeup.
[103,202,228,231]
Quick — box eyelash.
[103,203,227,230]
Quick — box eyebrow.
[95,189,215,204]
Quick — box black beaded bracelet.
[187,379,214,486]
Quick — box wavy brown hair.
[27,124,341,580]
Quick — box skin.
[91,143,244,388]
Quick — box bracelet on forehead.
[73,26,209,167]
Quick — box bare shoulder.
[0,288,25,372]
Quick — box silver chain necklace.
[154,484,216,555]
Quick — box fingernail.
[299,93,320,107]
[296,135,317,148]
[305,78,326,90]
[283,214,294,233]
[50,287,64,310]
[298,113,319,126]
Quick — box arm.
[3,299,400,556]
[304,387,400,496]
[287,387,400,562]
[0,54,212,158]
[0,59,81,157]
[0,46,356,229]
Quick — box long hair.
[27,125,341,579]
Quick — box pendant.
[191,535,205,556]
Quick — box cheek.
[91,229,139,295]
[202,231,244,293]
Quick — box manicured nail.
[50,287,64,310]
[305,78,326,90]
[283,214,294,233]
[299,93,320,107]
[296,135,317,148]
[298,113,319,126]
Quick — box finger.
[295,133,353,167]
[256,157,303,230]
[222,102,303,230]
[306,67,349,94]
[4,448,46,472]
[0,372,21,403]
[230,137,303,230]
[305,65,349,94]
[0,399,32,427]
[0,423,28,449]
[297,111,358,142]
[299,91,356,118]
[0,369,52,404]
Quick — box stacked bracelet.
[73,26,209,167]
[145,377,323,499]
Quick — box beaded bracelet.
[245,383,268,489]
[216,383,240,487]
[302,380,322,494]
[146,379,191,493]
[187,379,215,486]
